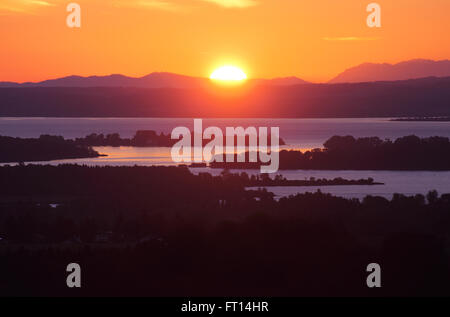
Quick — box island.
[390,117,450,122]
[212,170,383,187]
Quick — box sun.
[210,66,247,82]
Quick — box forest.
[0,165,449,296]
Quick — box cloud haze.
[199,0,258,8]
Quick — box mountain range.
[0,73,309,89]
[1,59,449,88]
[1,76,449,118]
[329,59,450,83]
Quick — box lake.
[2,117,450,148]
[1,117,450,199]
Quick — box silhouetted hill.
[0,73,210,89]
[329,59,450,83]
[0,76,448,117]
[0,73,309,88]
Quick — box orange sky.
[0,0,449,83]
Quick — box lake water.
[1,117,450,199]
[2,117,450,149]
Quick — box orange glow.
[0,0,449,83]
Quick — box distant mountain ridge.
[0,73,208,89]
[0,73,309,88]
[2,59,450,87]
[329,59,450,83]
[1,76,449,118]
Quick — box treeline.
[74,130,175,147]
[217,170,380,186]
[0,165,450,296]
[211,135,450,170]
[74,131,285,147]
[0,135,100,163]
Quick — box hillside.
[0,77,449,118]
[329,59,450,83]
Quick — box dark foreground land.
[0,165,449,296]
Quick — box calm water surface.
[2,117,450,199]
[2,117,450,148]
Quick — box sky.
[0,0,449,83]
